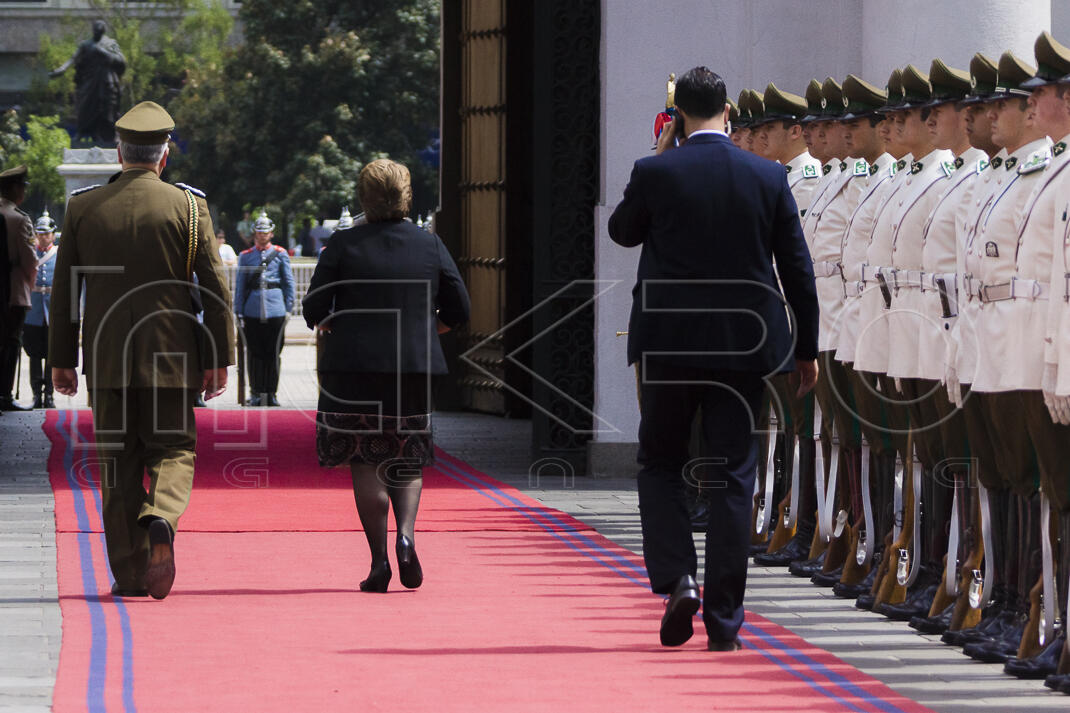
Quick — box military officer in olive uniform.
[0,164,37,412]
[50,101,234,600]
[23,211,58,408]
[235,212,295,407]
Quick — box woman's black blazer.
[302,220,470,375]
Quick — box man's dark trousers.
[638,360,766,642]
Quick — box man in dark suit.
[608,67,819,651]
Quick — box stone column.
[861,0,1050,81]
[56,147,120,200]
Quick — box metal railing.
[223,259,318,317]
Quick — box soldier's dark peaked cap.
[992,51,1036,97]
[114,101,174,146]
[900,64,933,107]
[727,97,740,124]
[1023,31,1070,88]
[763,83,808,122]
[802,79,825,122]
[924,59,972,106]
[819,77,846,120]
[961,53,999,103]
[842,75,888,119]
[736,89,757,128]
[877,69,906,113]
[0,164,28,184]
[745,88,767,125]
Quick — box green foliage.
[10,116,72,207]
[169,0,440,235]
[0,110,28,169]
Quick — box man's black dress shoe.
[811,566,843,587]
[0,397,32,412]
[1004,634,1064,679]
[43,395,55,408]
[396,535,423,589]
[875,579,939,622]
[962,615,1026,663]
[753,530,812,567]
[360,560,392,592]
[246,395,262,407]
[267,394,281,407]
[1044,673,1070,692]
[855,592,877,610]
[689,500,710,532]
[110,582,148,597]
[910,602,954,634]
[707,637,743,652]
[145,518,176,600]
[788,550,826,578]
[660,574,701,647]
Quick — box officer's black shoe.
[1044,673,1070,692]
[43,395,55,408]
[876,577,940,621]
[855,592,877,610]
[0,397,32,412]
[962,613,1027,663]
[194,395,207,408]
[754,530,811,567]
[1004,633,1064,679]
[941,599,1006,646]
[267,394,281,407]
[835,552,881,599]
[910,602,955,634]
[246,395,262,407]
[811,565,843,587]
[788,550,826,578]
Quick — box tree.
[10,115,72,208]
[168,0,440,238]
[0,110,28,169]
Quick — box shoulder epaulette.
[175,182,206,198]
[240,247,255,255]
[70,184,101,196]
[802,164,819,178]
[273,244,287,252]
[852,159,869,177]
[941,161,956,179]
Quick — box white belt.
[843,281,864,298]
[963,275,982,302]
[860,264,882,283]
[920,272,956,292]
[980,278,1050,303]
[893,269,924,290]
[813,260,842,278]
[32,286,51,295]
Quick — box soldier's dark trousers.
[0,306,27,397]
[636,361,764,643]
[21,324,52,397]
[244,316,285,395]
[90,388,197,588]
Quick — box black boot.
[910,601,955,634]
[1004,633,1065,679]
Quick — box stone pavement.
[2,398,1068,711]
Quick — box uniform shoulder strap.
[183,189,198,281]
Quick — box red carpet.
[46,409,934,713]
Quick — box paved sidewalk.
[2,406,1067,712]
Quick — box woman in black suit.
[303,159,470,592]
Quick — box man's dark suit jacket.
[608,132,818,374]
[302,220,470,375]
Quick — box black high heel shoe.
[396,535,423,589]
[360,560,391,592]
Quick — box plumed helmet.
[253,210,275,233]
[34,210,56,233]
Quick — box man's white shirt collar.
[688,129,729,139]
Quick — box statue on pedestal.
[50,20,126,145]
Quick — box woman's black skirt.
[316,371,434,467]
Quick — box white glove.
[1043,362,1070,425]
[893,377,903,394]
[944,363,962,409]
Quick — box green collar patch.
[823,164,833,175]
[1004,156,1018,170]
[896,159,906,172]
[785,165,793,173]
[954,156,965,169]
[839,161,848,171]
[1054,142,1066,157]
[869,163,879,176]
[991,156,1003,168]
[910,161,923,175]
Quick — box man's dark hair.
[674,66,728,120]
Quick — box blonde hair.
[357,159,412,222]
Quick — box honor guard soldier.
[793,76,867,585]
[759,83,823,214]
[851,67,920,611]
[23,211,57,408]
[735,89,759,153]
[831,73,900,599]
[727,97,743,148]
[0,164,36,412]
[988,31,1070,680]
[235,211,295,406]
[952,52,1052,665]
[49,100,234,599]
[904,58,991,635]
